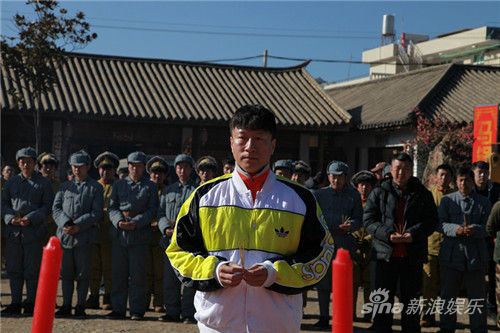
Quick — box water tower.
[381,14,395,46]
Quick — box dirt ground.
[1,277,497,332]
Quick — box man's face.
[2,166,15,180]
[18,157,36,177]
[71,164,90,181]
[230,128,275,175]
[328,174,346,191]
[275,168,292,179]
[390,159,412,187]
[373,170,383,181]
[128,162,145,180]
[118,171,128,179]
[223,163,234,175]
[198,168,215,184]
[473,167,488,188]
[40,163,57,179]
[99,166,116,183]
[176,162,193,184]
[356,182,373,199]
[150,170,167,186]
[457,175,474,196]
[436,169,452,188]
[291,172,308,185]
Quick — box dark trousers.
[373,258,422,333]
[440,266,487,333]
[61,244,93,307]
[5,238,43,304]
[111,242,148,315]
[163,252,195,318]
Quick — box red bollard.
[332,248,353,333]
[32,236,63,333]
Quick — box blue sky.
[1,1,499,82]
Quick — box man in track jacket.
[166,105,333,333]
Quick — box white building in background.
[326,23,500,89]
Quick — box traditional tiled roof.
[325,64,500,129]
[1,52,350,128]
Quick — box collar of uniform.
[74,177,89,185]
[232,164,275,195]
[457,190,475,201]
[177,178,196,188]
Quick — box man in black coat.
[364,153,438,333]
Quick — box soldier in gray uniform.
[158,154,197,323]
[53,150,104,318]
[1,147,54,316]
[106,151,159,321]
[313,161,363,328]
[272,159,294,179]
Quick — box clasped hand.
[218,262,268,288]
[11,216,30,227]
[390,232,412,243]
[119,220,136,231]
[63,224,80,235]
[456,225,475,237]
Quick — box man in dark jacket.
[472,160,500,314]
[364,153,438,333]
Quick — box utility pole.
[263,49,268,67]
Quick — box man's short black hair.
[472,161,489,171]
[436,163,453,175]
[222,157,235,166]
[391,152,413,165]
[456,166,474,179]
[230,104,276,138]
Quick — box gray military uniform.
[108,174,158,315]
[313,184,363,320]
[52,177,104,307]
[1,172,53,305]
[438,190,491,333]
[158,179,197,319]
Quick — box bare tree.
[1,0,97,153]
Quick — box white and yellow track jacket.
[166,168,333,332]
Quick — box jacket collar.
[232,164,276,195]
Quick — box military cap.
[174,154,194,168]
[37,152,59,167]
[273,159,294,172]
[127,151,147,165]
[147,156,169,174]
[351,170,377,187]
[16,147,37,161]
[69,150,91,166]
[293,160,311,175]
[196,156,218,172]
[94,151,119,169]
[327,161,349,175]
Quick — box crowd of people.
[1,104,500,333]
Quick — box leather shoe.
[159,314,181,322]
[1,303,22,316]
[74,305,87,319]
[313,317,330,329]
[130,313,143,321]
[55,305,72,318]
[105,311,126,319]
